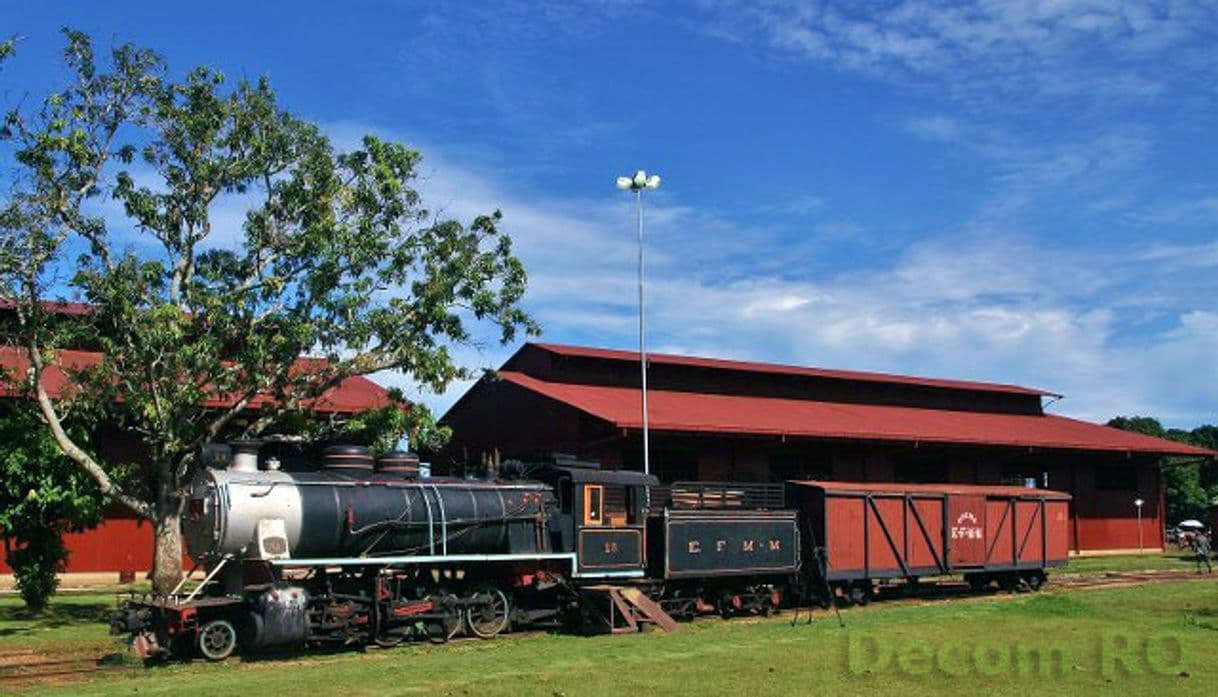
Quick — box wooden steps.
[581,585,679,634]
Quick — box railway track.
[0,648,130,687]
[0,568,1210,688]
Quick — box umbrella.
[1176,520,1207,529]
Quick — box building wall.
[450,409,1165,553]
[0,514,156,575]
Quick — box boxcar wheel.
[197,619,237,661]
[849,583,871,606]
[1025,571,1045,592]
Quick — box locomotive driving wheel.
[197,619,237,661]
[422,593,464,644]
[466,588,510,639]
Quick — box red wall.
[1,516,155,574]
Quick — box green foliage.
[1107,415,1218,523]
[0,29,537,591]
[0,406,103,612]
[332,389,451,454]
[280,388,451,455]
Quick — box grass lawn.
[1063,552,1205,575]
[0,591,120,652]
[6,578,1218,696]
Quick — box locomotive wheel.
[374,634,403,648]
[466,588,510,639]
[424,614,463,644]
[197,619,237,661]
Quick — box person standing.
[1192,532,1213,573]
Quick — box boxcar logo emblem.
[603,541,620,555]
[952,511,983,541]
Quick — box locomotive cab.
[511,456,656,578]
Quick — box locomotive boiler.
[184,444,553,563]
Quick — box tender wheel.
[466,588,510,639]
[197,619,237,661]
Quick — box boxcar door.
[947,494,987,567]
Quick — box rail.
[649,481,786,511]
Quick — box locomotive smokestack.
[229,440,261,472]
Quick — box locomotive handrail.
[267,551,577,570]
[651,481,786,511]
[179,554,232,605]
[419,482,436,555]
[430,484,449,556]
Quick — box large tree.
[1107,416,1217,524]
[0,31,537,592]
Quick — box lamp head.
[616,176,633,190]
[632,170,648,188]
[645,174,661,189]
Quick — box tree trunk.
[151,503,184,596]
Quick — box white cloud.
[329,124,1215,426]
[903,114,960,141]
[707,0,1213,106]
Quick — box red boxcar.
[787,481,1071,598]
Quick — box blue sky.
[5,2,1217,426]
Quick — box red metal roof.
[0,298,96,316]
[789,480,1072,500]
[495,371,1214,457]
[0,346,393,414]
[529,342,1059,398]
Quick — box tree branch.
[25,344,152,518]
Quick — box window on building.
[1094,465,1138,491]
[768,452,831,483]
[1000,464,1045,488]
[893,461,949,484]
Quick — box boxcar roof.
[789,480,1073,500]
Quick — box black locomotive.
[112,443,799,661]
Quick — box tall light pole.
[1134,498,1145,553]
[616,169,661,477]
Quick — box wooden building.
[0,345,393,578]
[442,343,1215,554]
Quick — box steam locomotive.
[112,442,799,660]
[111,440,1070,661]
